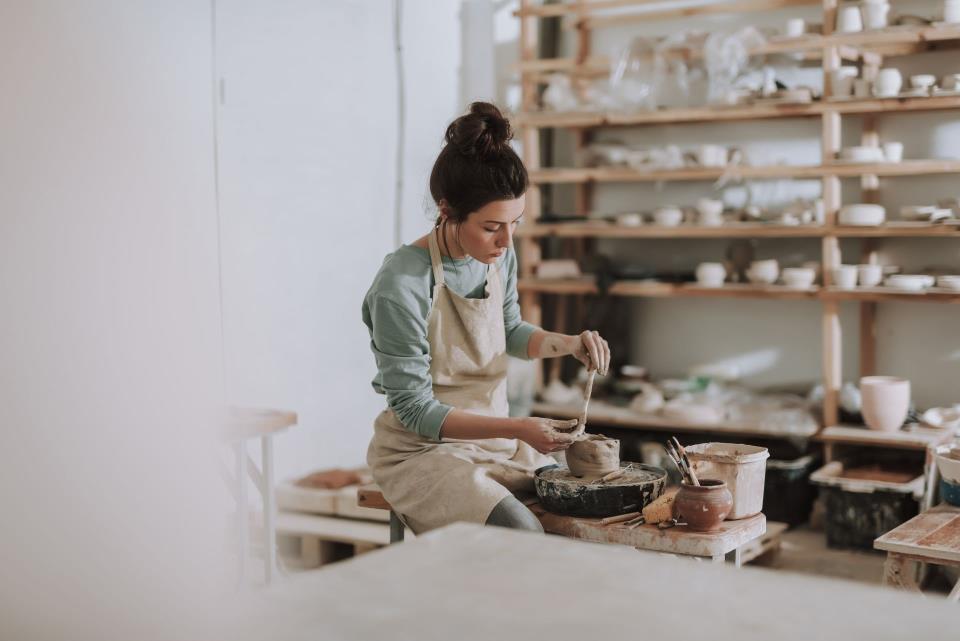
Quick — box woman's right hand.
[514,417,579,454]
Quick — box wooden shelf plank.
[816,425,954,450]
[821,287,960,303]
[531,400,819,439]
[516,222,827,238]
[515,95,960,129]
[610,281,822,300]
[832,223,960,237]
[529,160,960,184]
[517,277,599,295]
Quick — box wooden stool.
[874,503,960,601]
[357,485,766,564]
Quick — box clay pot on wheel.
[674,479,733,532]
[566,434,620,478]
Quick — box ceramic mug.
[784,17,806,37]
[858,264,883,287]
[696,262,727,288]
[832,264,858,289]
[945,0,960,24]
[830,67,858,98]
[861,0,890,29]
[874,67,903,97]
[837,4,864,32]
[882,141,903,162]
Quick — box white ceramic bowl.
[839,146,885,162]
[936,445,960,484]
[910,74,936,90]
[936,275,960,290]
[695,262,726,288]
[885,274,930,291]
[781,267,816,288]
[615,212,643,227]
[748,259,780,285]
[924,408,960,431]
[653,207,683,227]
[900,205,938,220]
[838,203,886,226]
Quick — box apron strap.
[427,226,446,287]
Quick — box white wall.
[216,0,467,480]
[496,0,960,408]
[0,2,224,638]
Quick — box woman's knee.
[485,495,544,533]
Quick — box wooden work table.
[222,522,958,640]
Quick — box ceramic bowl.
[696,262,727,288]
[781,267,816,288]
[900,205,938,220]
[653,207,683,227]
[936,275,960,290]
[936,445,960,484]
[615,212,644,227]
[885,274,930,291]
[925,408,960,432]
[747,259,780,285]
[839,146,885,162]
[910,74,936,90]
[857,263,884,287]
[838,203,886,226]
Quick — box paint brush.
[671,437,699,486]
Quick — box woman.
[363,102,610,534]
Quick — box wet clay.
[567,434,620,478]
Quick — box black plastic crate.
[763,455,820,527]
[811,461,922,550]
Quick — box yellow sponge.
[642,488,679,524]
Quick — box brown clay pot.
[674,479,733,532]
[566,434,620,478]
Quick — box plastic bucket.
[685,443,769,519]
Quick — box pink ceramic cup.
[860,376,910,432]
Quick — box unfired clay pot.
[674,479,733,532]
[860,376,910,432]
[566,434,620,478]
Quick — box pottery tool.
[597,469,625,484]
[670,437,699,486]
[666,442,700,486]
[600,511,642,525]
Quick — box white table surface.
[222,522,958,640]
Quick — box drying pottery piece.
[696,262,726,287]
[781,267,816,289]
[696,198,724,226]
[874,68,903,97]
[534,463,667,517]
[832,265,858,289]
[936,275,960,290]
[747,259,779,285]
[674,479,733,532]
[653,206,683,227]
[922,406,960,430]
[860,376,910,432]
[910,74,936,90]
[838,203,885,226]
[566,434,621,478]
[857,264,883,287]
[885,274,930,291]
[629,382,665,414]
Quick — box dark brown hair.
[429,102,528,225]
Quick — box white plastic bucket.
[685,443,769,519]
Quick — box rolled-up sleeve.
[367,296,452,440]
[502,248,537,359]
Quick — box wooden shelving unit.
[515,0,960,441]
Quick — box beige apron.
[367,229,554,534]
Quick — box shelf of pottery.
[513,0,960,446]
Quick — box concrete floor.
[769,526,886,585]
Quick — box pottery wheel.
[534,463,667,518]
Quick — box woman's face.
[446,195,525,264]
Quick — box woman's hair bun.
[444,101,513,159]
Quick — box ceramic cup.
[945,0,960,24]
[748,259,780,285]
[653,206,683,227]
[696,198,724,226]
[837,4,864,32]
[874,67,903,97]
[882,141,904,162]
[853,78,873,98]
[858,263,883,287]
[696,262,727,287]
[784,17,806,37]
[861,0,890,29]
[860,376,911,432]
[830,67,858,97]
[833,264,858,289]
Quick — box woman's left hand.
[572,330,610,375]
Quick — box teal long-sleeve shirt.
[362,243,536,440]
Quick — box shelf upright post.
[572,2,593,335]
[821,0,843,427]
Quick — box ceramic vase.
[860,376,911,432]
[675,479,733,532]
